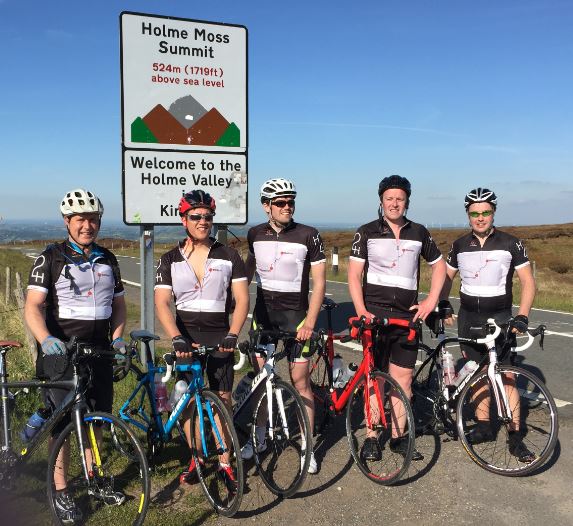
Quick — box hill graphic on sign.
[131,94,240,147]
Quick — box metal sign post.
[140,226,155,366]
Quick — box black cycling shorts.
[368,305,419,370]
[42,357,114,436]
[252,303,310,362]
[176,327,234,393]
[457,308,513,365]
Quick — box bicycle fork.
[487,350,513,424]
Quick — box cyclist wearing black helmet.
[348,175,446,462]
[155,189,249,485]
[24,188,127,522]
[439,188,536,462]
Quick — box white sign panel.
[120,12,248,225]
[121,12,247,152]
[124,150,247,224]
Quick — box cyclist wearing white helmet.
[242,178,326,474]
[24,189,127,522]
[348,175,446,462]
[439,188,536,462]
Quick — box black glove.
[221,333,238,351]
[437,300,454,317]
[172,335,193,354]
[510,315,529,334]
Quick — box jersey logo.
[351,233,361,256]
[30,255,46,284]
[312,234,324,253]
[516,240,527,257]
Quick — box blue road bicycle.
[115,330,245,517]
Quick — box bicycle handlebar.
[161,344,246,383]
[475,319,546,353]
[348,316,418,342]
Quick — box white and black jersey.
[248,221,326,311]
[350,218,442,315]
[446,229,530,312]
[27,241,124,344]
[155,239,247,331]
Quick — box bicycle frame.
[117,339,228,459]
[1,347,104,484]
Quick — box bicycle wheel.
[47,411,150,526]
[412,350,444,436]
[309,353,331,436]
[191,390,244,517]
[346,370,415,485]
[457,366,559,476]
[252,378,311,497]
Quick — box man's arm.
[411,258,446,322]
[229,279,250,337]
[440,266,458,326]
[348,258,373,319]
[516,264,536,317]
[110,295,127,341]
[24,289,50,343]
[297,262,326,340]
[155,287,180,339]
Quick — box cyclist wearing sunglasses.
[439,188,536,459]
[242,178,326,474]
[348,175,446,462]
[155,189,250,484]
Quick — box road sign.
[120,11,248,225]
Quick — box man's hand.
[510,315,529,334]
[112,337,127,362]
[296,324,314,342]
[41,336,66,356]
[409,297,436,322]
[220,333,238,353]
[172,335,195,358]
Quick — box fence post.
[13,272,37,363]
[5,267,11,305]
[332,247,339,276]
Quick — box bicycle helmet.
[260,178,297,202]
[464,188,497,210]
[60,189,104,217]
[378,175,412,198]
[178,190,216,216]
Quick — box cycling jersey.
[446,229,529,312]
[27,241,124,344]
[155,239,247,332]
[248,221,326,311]
[350,218,442,314]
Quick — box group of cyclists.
[23,175,536,522]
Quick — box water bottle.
[20,407,52,442]
[332,355,345,388]
[168,379,188,409]
[453,360,478,387]
[232,371,255,401]
[441,351,456,386]
[154,373,170,413]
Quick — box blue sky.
[1,0,571,228]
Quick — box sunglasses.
[187,213,215,221]
[271,199,296,208]
[468,210,494,218]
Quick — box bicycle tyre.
[191,390,244,517]
[457,365,559,476]
[412,346,443,436]
[47,411,150,526]
[346,370,415,485]
[252,378,311,497]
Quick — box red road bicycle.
[310,298,416,485]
